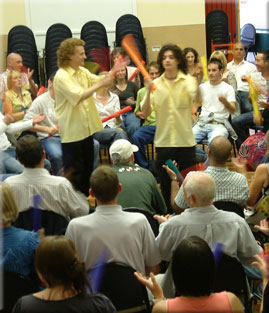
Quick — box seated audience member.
[0,52,38,99]
[110,139,167,215]
[154,172,262,297]
[132,61,160,168]
[93,72,128,146]
[5,135,89,220]
[23,72,62,175]
[111,66,140,138]
[4,71,32,139]
[110,47,141,88]
[135,236,244,313]
[232,50,269,149]
[227,42,258,114]
[167,136,249,215]
[66,166,161,275]
[12,236,116,313]
[24,71,100,174]
[232,131,269,208]
[193,58,236,147]
[183,47,203,81]
[0,112,44,179]
[2,183,40,283]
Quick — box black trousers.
[156,146,197,213]
[61,136,94,196]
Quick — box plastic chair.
[206,10,230,57]
[44,23,72,83]
[214,253,252,313]
[123,207,159,237]
[96,262,151,313]
[115,14,147,65]
[12,208,69,235]
[214,201,244,218]
[240,23,257,60]
[2,271,37,313]
[7,25,40,85]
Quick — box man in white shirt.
[193,58,236,145]
[231,50,269,148]
[227,42,258,113]
[5,135,89,220]
[66,166,161,274]
[155,171,262,297]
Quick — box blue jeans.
[93,139,99,170]
[193,122,228,144]
[237,91,253,113]
[231,111,256,149]
[93,126,128,146]
[122,111,141,138]
[41,136,62,176]
[0,146,24,174]
[131,125,156,168]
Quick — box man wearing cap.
[109,139,167,215]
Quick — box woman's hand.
[134,272,164,299]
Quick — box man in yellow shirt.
[141,44,198,211]
[54,38,113,196]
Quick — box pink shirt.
[167,291,233,313]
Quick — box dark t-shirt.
[12,293,116,313]
[111,81,138,109]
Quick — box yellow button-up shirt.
[149,71,197,148]
[54,66,103,143]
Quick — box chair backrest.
[97,262,151,313]
[241,23,256,46]
[213,201,245,218]
[214,254,250,308]
[123,207,159,237]
[12,208,69,235]
[44,23,72,82]
[7,25,39,85]
[2,271,37,313]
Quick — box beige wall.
[136,0,206,62]
[0,0,27,71]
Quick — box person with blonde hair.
[4,71,32,124]
[54,38,114,196]
[2,183,40,282]
[12,236,116,313]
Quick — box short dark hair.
[172,236,215,297]
[208,57,223,70]
[90,166,119,203]
[183,47,199,64]
[261,50,269,62]
[16,135,43,168]
[147,61,159,71]
[35,236,92,294]
[209,136,232,164]
[157,44,187,74]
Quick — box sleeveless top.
[167,291,233,313]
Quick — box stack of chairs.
[44,23,72,84]
[80,21,110,73]
[240,23,257,60]
[115,14,147,66]
[7,25,40,85]
[206,10,230,57]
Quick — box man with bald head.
[227,42,257,113]
[0,53,38,98]
[155,171,261,297]
[164,136,249,214]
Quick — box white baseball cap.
[109,139,139,161]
